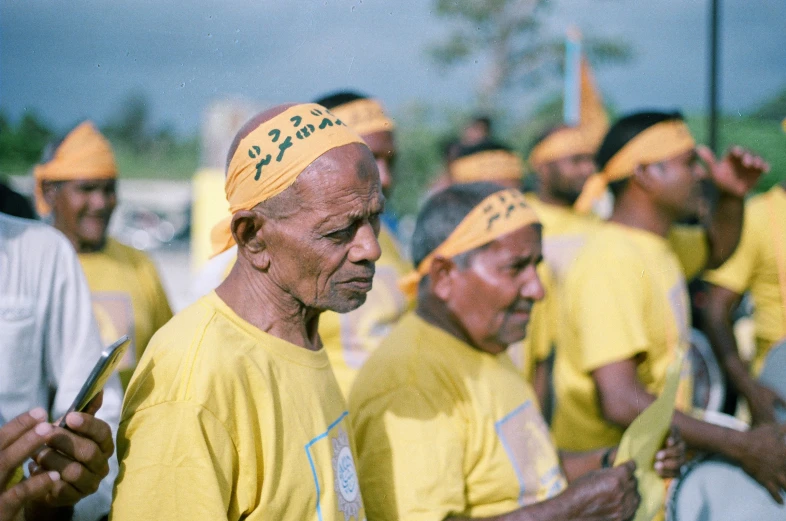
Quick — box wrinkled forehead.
[473,223,543,262]
[294,143,384,213]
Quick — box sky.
[1,0,784,136]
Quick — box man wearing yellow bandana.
[36,121,173,390]
[554,110,786,505]
[703,177,786,425]
[111,103,378,520]
[351,183,689,521]
[313,91,412,398]
[449,140,525,190]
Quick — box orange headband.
[329,98,395,137]
[210,103,366,256]
[451,150,525,184]
[528,126,597,168]
[33,121,117,215]
[574,119,696,214]
[399,189,540,298]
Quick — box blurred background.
[2,0,785,309]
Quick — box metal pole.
[709,0,720,153]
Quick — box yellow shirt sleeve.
[354,389,465,521]
[567,249,649,372]
[668,225,709,280]
[111,401,240,520]
[703,205,758,294]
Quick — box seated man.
[350,183,684,521]
[554,111,786,505]
[703,179,786,425]
[111,103,381,520]
[35,121,173,389]
[0,211,119,520]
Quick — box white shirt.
[0,212,121,521]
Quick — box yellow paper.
[614,352,684,521]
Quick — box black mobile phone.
[58,335,131,428]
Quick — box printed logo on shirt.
[305,411,366,521]
[91,292,135,369]
[495,400,567,506]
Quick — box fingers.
[0,470,60,518]
[36,422,111,477]
[0,417,52,483]
[82,391,104,417]
[0,408,48,450]
[696,145,717,168]
[34,446,105,496]
[64,413,114,457]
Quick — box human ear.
[231,210,271,270]
[632,163,662,195]
[429,256,457,301]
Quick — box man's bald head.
[226,103,298,173]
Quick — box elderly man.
[0,211,119,520]
[554,110,786,505]
[111,103,380,520]
[350,183,685,521]
[36,121,172,389]
[313,91,412,398]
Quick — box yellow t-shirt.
[704,185,786,374]
[320,225,412,397]
[553,223,702,451]
[79,238,173,389]
[506,195,601,382]
[349,313,567,521]
[111,292,366,521]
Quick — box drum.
[689,328,725,413]
[667,456,786,520]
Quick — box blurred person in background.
[351,183,685,521]
[703,173,786,425]
[0,211,120,520]
[111,103,380,519]
[36,121,172,390]
[553,110,786,508]
[448,140,525,190]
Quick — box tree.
[428,0,631,110]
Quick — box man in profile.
[112,103,381,520]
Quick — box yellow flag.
[614,352,685,521]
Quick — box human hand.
[30,393,113,508]
[745,381,786,426]
[697,145,769,198]
[654,426,686,478]
[562,460,640,521]
[737,423,786,504]
[0,408,61,521]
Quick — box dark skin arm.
[532,360,550,419]
[594,358,786,503]
[702,283,786,425]
[698,146,769,269]
[447,461,640,521]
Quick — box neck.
[55,225,106,254]
[609,191,674,238]
[216,257,320,350]
[415,294,487,352]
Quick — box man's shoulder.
[105,238,160,272]
[0,214,76,262]
[571,224,643,271]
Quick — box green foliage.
[0,112,54,173]
[750,87,786,122]
[428,0,632,108]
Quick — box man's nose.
[520,267,545,302]
[349,221,382,264]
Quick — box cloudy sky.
[1,0,784,135]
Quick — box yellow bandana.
[33,121,117,215]
[574,119,696,214]
[329,98,395,137]
[399,189,540,297]
[210,103,366,256]
[528,126,597,168]
[450,150,525,184]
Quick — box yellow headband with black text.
[210,103,366,256]
[329,98,395,137]
[451,150,525,184]
[399,188,540,298]
[574,119,696,214]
